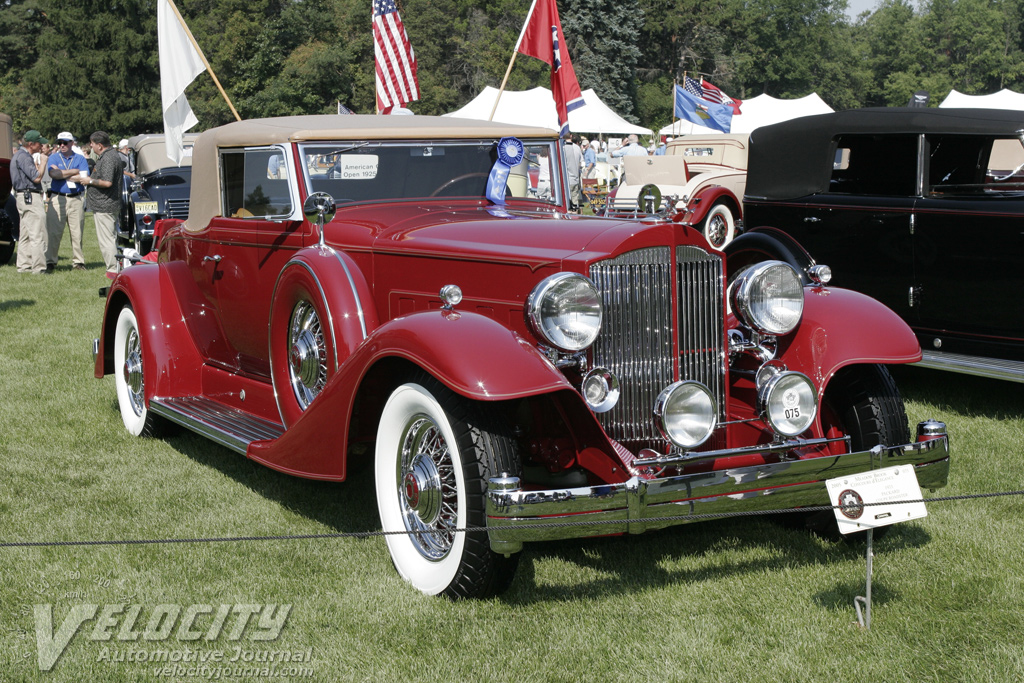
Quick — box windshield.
[299,139,563,205]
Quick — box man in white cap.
[46,131,90,271]
[118,138,135,179]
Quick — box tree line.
[2,0,1023,141]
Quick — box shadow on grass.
[159,424,381,535]
[504,517,932,604]
[0,298,35,312]
[891,365,1024,420]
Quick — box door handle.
[203,255,222,263]
[804,216,821,223]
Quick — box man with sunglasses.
[46,131,90,271]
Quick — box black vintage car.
[0,112,14,266]
[743,107,1024,382]
[119,134,197,254]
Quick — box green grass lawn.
[1,219,1023,681]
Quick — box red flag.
[699,79,742,115]
[374,0,419,113]
[516,0,585,136]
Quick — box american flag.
[684,75,741,114]
[373,0,419,113]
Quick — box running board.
[150,397,284,454]
[916,350,1024,383]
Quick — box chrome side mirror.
[303,192,336,246]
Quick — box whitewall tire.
[374,376,520,599]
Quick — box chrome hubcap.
[122,327,144,417]
[706,214,727,247]
[288,301,326,409]
[398,416,458,560]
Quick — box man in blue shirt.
[46,131,90,271]
[581,138,597,179]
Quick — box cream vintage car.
[606,134,749,249]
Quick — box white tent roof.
[446,86,652,136]
[659,92,833,136]
[940,88,1024,110]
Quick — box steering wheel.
[429,173,490,197]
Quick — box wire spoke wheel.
[375,375,522,598]
[398,415,459,560]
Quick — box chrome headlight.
[654,381,717,448]
[526,273,603,351]
[758,371,817,437]
[731,261,804,335]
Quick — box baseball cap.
[24,130,50,144]
[118,139,129,148]
[56,131,75,142]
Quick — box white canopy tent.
[939,88,1024,110]
[446,86,652,136]
[659,92,834,136]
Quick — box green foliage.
[6,0,1024,136]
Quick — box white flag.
[158,0,205,165]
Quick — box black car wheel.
[801,364,910,540]
[0,195,17,266]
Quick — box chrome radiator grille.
[589,246,725,451]
[165,199,190,219]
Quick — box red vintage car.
[94,115,950,599]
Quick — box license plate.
[134,202,158,214]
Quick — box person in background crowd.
[611,134,648,159]
[654,137,668,156]
[46,131,90,271]
[76,131,125,278]
[581,138,597,180]
[34,142,53,197]
[610,134,650,184]
[564,134,583,213]
[536,146,551,199]
[118,138,136,179]
[11,130,50,274]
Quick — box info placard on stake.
[826,464,928,629]
[826,464,927,534]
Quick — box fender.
[94,262,205,400]
[268,246,379,426]
[723,226,817,285]
[684,185,740,225]
[248,309,572,480]
[777,286,921,390]
[279,246,379,361]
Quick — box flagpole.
[490,0,539,120]
[166,0,241,121]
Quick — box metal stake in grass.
[854,528,873,630]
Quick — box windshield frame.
[297,138,566,209]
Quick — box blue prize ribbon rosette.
[486,136,525,206]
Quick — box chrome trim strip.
[916,350,1024,383]
[151,397,285,455]
[486,426,950,554]
[327,247,368,340]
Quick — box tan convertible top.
[128,133,199,175]
[187,115,559,230]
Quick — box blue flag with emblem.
[674,85,733,133]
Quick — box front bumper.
[485,421,950,554]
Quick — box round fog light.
[582,368,619,413]
[654,381,717,448]
[759,371,817,437]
